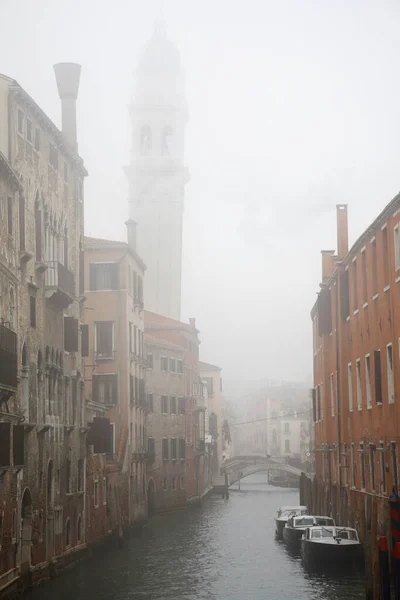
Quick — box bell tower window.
[161,126,173,156]
[140,125,151,155]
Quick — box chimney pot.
[336,204,349,259]
[54,62,82,151]
[189,318,196,328]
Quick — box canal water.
[28,478,365,600]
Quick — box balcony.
[45,261,75,309]
[0,324,17,390]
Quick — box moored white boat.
[283,515,335,547]
[301,526,363,566]
[274,505,308,539]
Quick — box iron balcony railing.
[0,323,17,388]
[45,261,75,297]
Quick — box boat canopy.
[308,526,359,541]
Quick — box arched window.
[47,460,53,507]
[77,515,82,543]
[65,518,71,547]
[161,125,173,156]
[140,125,151,155]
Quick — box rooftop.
[84,236,146,271]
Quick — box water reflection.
[27,478,365,600]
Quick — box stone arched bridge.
[222,454,303,487]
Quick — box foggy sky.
[2,0,400,383]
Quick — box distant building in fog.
[126,20,189,321]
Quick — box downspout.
[335,267,342,521]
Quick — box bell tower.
[126,20,189,320]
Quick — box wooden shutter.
[79,248,84,295]
[0,423,11,467]
[13,425,25,466]
[89,264,97,291]
[110,264,119,290]
[81,324,89,357]
[64,317,79,352]
[340,270,350,320]
[374,350,382,404]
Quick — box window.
[65,518,71,547]
[103,477,107,505]
[7,196,12,235]
[204,377,213,396]
[64,161,68,183]
[178,397,185,415]
[351,443,355,488]
[371,238,378,295]
[92,374,118,405]
[374,350,382,404]
[171,438,177,461]
[26,118,32,143]
[177,360,183,374]
[55,509,62,534]
[77,459,84,492]
[284,439,290,453]
[30,296,36,328]
[379,442,386,494]
[170,397,177,414]
[34,127,40,151]
[161,357,168,371]
[343,443,348,487]
[369,444,376,491]
[360,443,365,490]
[366,355,372,409]
[387,344,394,404]
[94,480,99,507]
[284,422,289,434]
[317,385,321,422]
[95,321,114,358]
[169,358,176,372]
[12,508,17,543]
[163,477,167,491]
[162,438,169,461]
[356,359,362,411]
[147,393,154,412]
[330,373,335,417]
[18,109,24,134]
[392,442,398,490]
[348,363,353,412]
[89,263,119,290]
[383,226,389,287]
[77,515,82,542]
[361,249,367,303]
[395,226,400,271]
[340,269,350,319]
[180,475,184,489]
[49,143,58,170]
[171,476,176,490]
[352,259,358,310]
[272,429,277,444]
[179,438,185,459]
[66,459,71,494]
[161,396,168,414]
[147,353,153,369]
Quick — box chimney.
[53,63,82,151]
[336,204,348,259]
[125,219,137,251]
[321,250,335,282]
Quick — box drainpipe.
[335,268,343,521]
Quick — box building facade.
[200,362,223,479]
[126,21,189,321]
[83,225,147,545]
[0,63,87,591]
[145,312,206,502]
[310,200,400,541]
[145,334,187,512]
